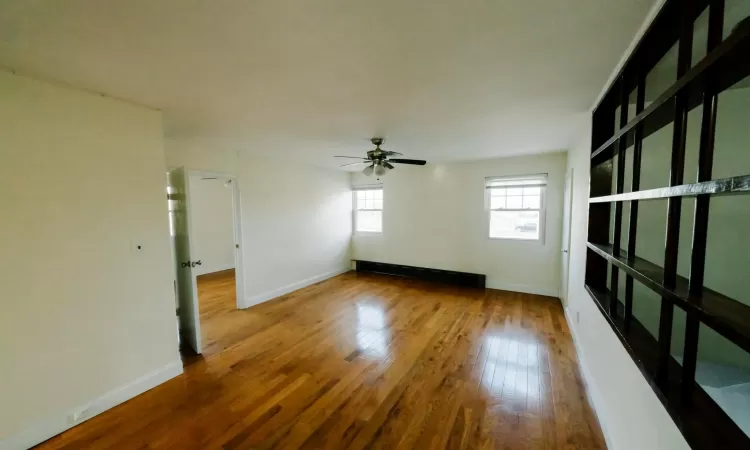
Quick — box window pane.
[357,191,366,202]
[373,199,382,210]
[507,196,522,209]
[357,211,382,232]
[523,187,541,196]
[490,211,540,240]
[507,187,523,196]
[490,188,506,197]
[523,195,540,209]
[490,196,506,209]
[373,189,383,200]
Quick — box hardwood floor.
[196,269,242,356]
[35,271,606,449]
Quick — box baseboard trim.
[563,307,617,450]
[194,263,235,277]
[486,280,559,297]
[1,360,183,450]
[242,267,351,309]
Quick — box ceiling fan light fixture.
[363,165,374,176]
[374,164,387,176]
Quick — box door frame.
[187,170,246,310]
[560,167,574,304]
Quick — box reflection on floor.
[34,271,606,449]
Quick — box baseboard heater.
[353,260,486,288]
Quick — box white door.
[561,168,574,304]
[168,167,202,354]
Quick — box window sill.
[354,231,383,236]
[488,236,542,242]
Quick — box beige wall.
[188,175,236,276]
[0,71,181,444]
[351,152,567,296]
[165,144,353,307]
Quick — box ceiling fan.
[335,138,426,177]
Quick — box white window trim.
[485,174,547,243]
[353,185,383,234]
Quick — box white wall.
[351,152,567,297]
[0,72,181,447]
[165,145,352,307]
[188,175,236,276]
[164,138,238,173]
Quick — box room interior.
[1,1,750,449]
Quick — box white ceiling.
[0,0,654,167]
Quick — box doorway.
[168,168,245,356]
[560,167,574,305]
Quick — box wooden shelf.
[585,285,749,449]
[590,21,750,165]
[589,175,750,203]
[587,242,750,354]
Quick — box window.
[486,174,546,240]
[354,188,383,233]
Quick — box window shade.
[485,174,548,189]
[353,185,382,191]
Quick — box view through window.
[355,188,383,233]
[486,175,547,240]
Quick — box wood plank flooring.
[34,271,606,449]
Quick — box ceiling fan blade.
[381,151,403,156]
[388,158,427,165]
[362,164,375,176]
[383,161,394,169]
[334,156,370,160]
[340,161,370,167]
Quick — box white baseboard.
[242,267,351,309]
[1,360,183,450]
[563,307,617,450]
[486,280,559,297]
[193,263,235,277]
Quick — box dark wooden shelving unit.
[587,242,750,354]
[585,285,749,449]
[590,21,750,165]
[585,0,750,448]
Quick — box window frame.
[485,174,547,242]
[353,186,383,234]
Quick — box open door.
[168,167,202,354]
[560,167,574,304]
